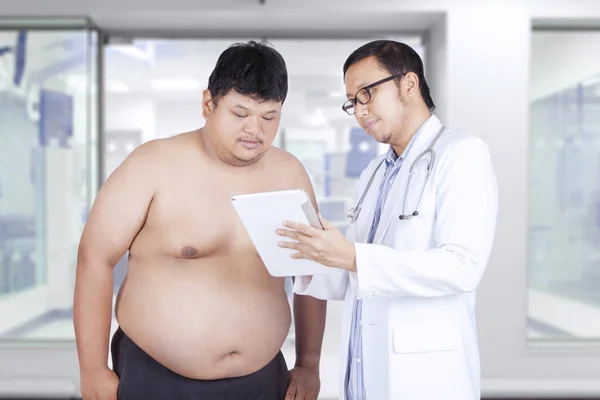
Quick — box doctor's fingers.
[276,228,318,244]
[277,228,302,242]
[282,221,317,237]
[278,235,321,253]
[278,238,307,256]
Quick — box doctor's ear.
[202,89,215,118]
[403,72,420,99]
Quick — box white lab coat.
[294,115,498,400]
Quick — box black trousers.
[111,327,290,400]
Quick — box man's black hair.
[208,40,288,106]
[343,40,435,112]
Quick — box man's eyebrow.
[346,83,367,98]
[234,104,278,114]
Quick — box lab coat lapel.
[373,115,444,244]
[354,158,387,243]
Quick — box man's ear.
[404,72,420,98]
[202,89,215,119]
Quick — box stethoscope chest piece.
[347,206,361,223]
[399,210,418,220]
[346,124,445,225]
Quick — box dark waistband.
[111,326,288,384]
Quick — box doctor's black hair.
[343,40,435,112]
[208,40,288,106]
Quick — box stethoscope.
[347,125,446,223]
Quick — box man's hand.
[285,365,320,400]
[80,368,119,400]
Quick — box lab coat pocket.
[389,318,460,390]
[392,317,457,354]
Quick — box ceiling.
[0,0,443,33]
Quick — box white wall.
[443,0,532,380]
[154,99,203,139]
[105,94,155,142]
[530,31,600,101]
[424,13,447,123]
[105,94,207,142]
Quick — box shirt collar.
[384,147,399,166]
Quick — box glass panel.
[528,31,600,341]
[104,36,424,396]
[0,26,99,341]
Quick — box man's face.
[202,90,282,166]
[344,56,408,144]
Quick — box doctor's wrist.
[343,242,357,272]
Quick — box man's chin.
[373,132,393,144]
[230,150,266,167]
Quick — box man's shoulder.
[266,147,313,189]
[438,128,490,154]
[126,133,188,165]
[267,146,305,171]
[435,128,493,171]
[130,137,166,156]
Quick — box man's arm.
[285,158,327,400]
[73,141,160,394]
[293,293,326,369]
[293,162,327,369]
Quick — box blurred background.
[1,0,600,398]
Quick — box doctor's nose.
[355,101,370,118]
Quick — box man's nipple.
[180,246,199,258]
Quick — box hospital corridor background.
[1,0,600,398]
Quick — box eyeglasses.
[342,73,405,115]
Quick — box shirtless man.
[73,41,326,400]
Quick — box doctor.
[277,40,498,400]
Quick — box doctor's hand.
[277,213,357,272]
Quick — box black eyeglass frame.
[342,73,405,115]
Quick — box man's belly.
[115,261,292,380]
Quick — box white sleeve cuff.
[292,270,349,300]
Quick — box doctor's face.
[344,56,408,144]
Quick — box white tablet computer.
[231,189,335,277]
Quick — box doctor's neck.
[390,102,432,156]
